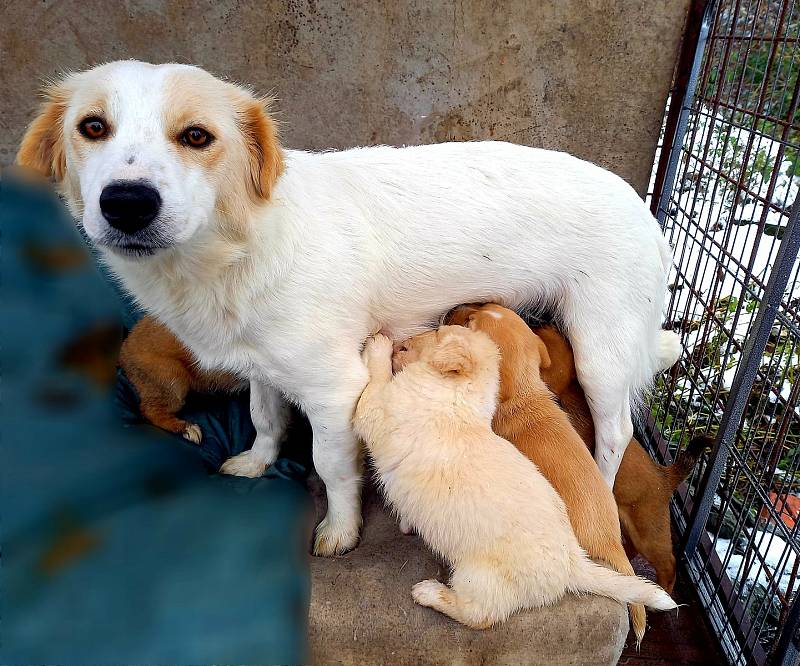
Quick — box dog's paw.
[219,450,268,478]
[182,423,203,445]
[412,579,447,608]
[312,514,361,557]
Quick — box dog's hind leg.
[567,326,635,486]
[220,379,289,478]
[561,290,654,487]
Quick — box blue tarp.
[1,173,312,665]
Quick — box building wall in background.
[1,0,689,195]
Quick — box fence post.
[654,0,716,227]
[650,0,711,217]
[682,191,800,558]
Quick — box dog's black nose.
[99,182,161,234]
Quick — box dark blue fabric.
[1,173,312,665]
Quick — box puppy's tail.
[602,544,648,647]
[570,556,677,613]
[656,330,682,372]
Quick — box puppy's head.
[447,303,551,401]
[392,325,500,411]
[530,325,578,398]
[17,61,283,259]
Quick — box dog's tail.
[656,330,682,372]
[666,435,712,491]
[570,555,677,614]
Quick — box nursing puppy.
[18,60,677,555]
[354,328,676,629]
[119,315,247,448]
[447,304,647,642]
[531,324,708,594]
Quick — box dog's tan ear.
[17,83,71,180]
[240,97,284,201]
[430,334,475,376]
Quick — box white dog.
[354,329,676,627]
[18,61,678,555]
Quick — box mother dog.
[18,61,678,555]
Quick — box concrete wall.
[1,0,689,195]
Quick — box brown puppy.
[448,303,648,643]
[119,316,245,443]
[531,324,707,594]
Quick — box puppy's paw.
[399,516,414,535]
[219,450,269,478]
[312,513,361,557]
[412,579,448,608]
[182,423,203,445]
[365,333,393,361]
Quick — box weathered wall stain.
[0,0,690,195]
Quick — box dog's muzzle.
[100,181,161,235]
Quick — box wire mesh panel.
[649,0,800,664]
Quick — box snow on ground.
[715,529,797,597]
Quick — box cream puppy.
[354,329,676,629]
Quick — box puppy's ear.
[430,334,475,376]
[17,83,71,180]
[535,336,552,370]
[239,96,284,201]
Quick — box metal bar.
[776,552,800,665]
[683,188,800,557]
[655,0,718,226]
[651,0,711,216]
[695,96,800,132]
[710,34,800,42]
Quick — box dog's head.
[447,303,553,401]
[392,325,500,413]
[17,61,283,259]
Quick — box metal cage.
[648,0,800,663]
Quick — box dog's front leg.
[220,379,289,478]
[306,359,369,557]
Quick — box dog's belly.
[372,262,558,340]
[279,142,669,340]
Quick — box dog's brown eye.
[79,117,108,140]
[180,127,213,148]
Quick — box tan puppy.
[531,324,708,594]
[447,304,648,642]
[119,316,245,444]
[354,328,676,629]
